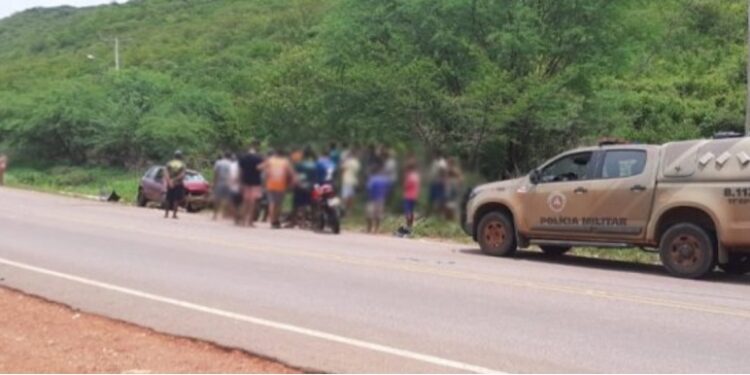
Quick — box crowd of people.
[162,142,466,236]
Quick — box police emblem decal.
[547,192,567,213]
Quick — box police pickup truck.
[462,136,750,278]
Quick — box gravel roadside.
[0,287,299,373]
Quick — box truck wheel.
[136,189,147,207]
[477,212,517,257]
[659,223,715,279]
[718,253,750,275]
[540,245,571,256]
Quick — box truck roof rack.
[598,137,629,147]
[713,131,744,139]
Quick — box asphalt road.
[1,187,749,373]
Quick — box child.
[366,164,390,233]
[399,159,421,237]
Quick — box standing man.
[0,154,7,186]
[427,151,448,217]
[164,150,186,219]
[398,157,421,237]
[340,148,361,212]
[365,162,390,234]
[289,147,317,228]
[261,148,296,229]
[212,151,233,220]
[238,142,264,227]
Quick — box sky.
[0,0,128,20]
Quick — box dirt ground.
[0,287,299,373]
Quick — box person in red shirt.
[398,158,421,237]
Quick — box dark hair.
[303,146,316,159]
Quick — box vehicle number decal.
[724,188,750,204]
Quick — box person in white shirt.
[340,149,362,211]
[212,152,234,220]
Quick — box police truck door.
[584,147,657,240]
[526,151,598,239]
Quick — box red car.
[137,165,210,212]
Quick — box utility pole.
[115,37,119,72]
[98,34,128,72]
[746,0,750,135]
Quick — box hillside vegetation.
[0,0,746,177]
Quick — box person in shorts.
[164,150,186,219]
[289,147,317,228]
[212,151,233,220]
[340,148,361,211]
[261,148,296,229]
[399,158,421,237]
[365,163,390,234]
[238,142,264,227]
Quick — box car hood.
[473,177,527,196]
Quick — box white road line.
[0,256,505,374]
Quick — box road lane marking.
[0,256,505,374]
[2,208,750,320]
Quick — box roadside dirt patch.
[0,287,299,373]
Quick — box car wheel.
[540,245,571,256]
[477,212,517,257]
[718,253,750,275]
[659,223,715,279]
[136,189,147,207]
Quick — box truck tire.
[477,212,517,257]
[718,253,750,275]
[659,223,715,279]
[540,245,571,256]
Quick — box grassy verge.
[342,212,473,244]
[571,247,659,265]
[5,166,141,204]
[5,166,659,265]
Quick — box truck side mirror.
[529,169,541,185]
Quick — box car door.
[583,147,657,241]
[526,151,599,239]
[144,167,166,201]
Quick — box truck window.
[540,152,593,183]
[601,150,646,179]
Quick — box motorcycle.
[311,182,341,234]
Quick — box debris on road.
[0,287,298,373]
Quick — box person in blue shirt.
[329,142,342,169]
[366,163,391,233]
[316,154,336,185]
